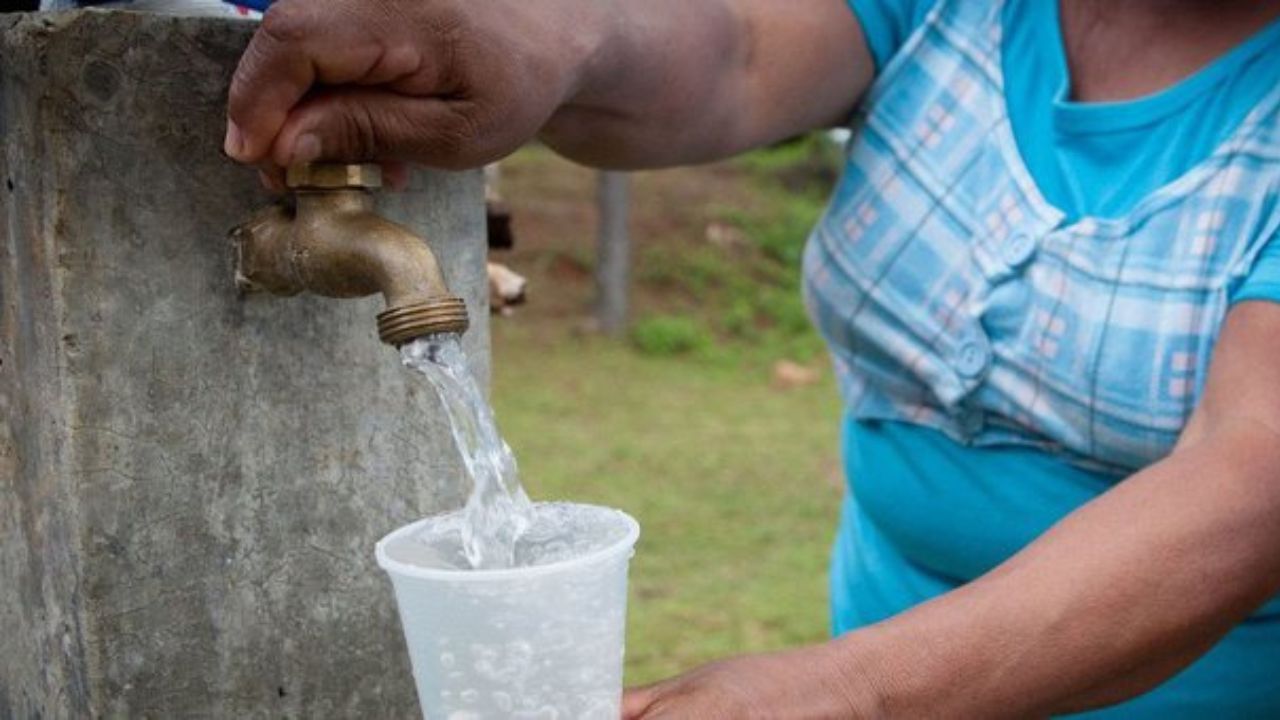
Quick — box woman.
[225,0,1280,715]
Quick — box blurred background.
[488,136,845,683]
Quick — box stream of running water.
[401,334,534,569]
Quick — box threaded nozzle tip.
[376,297,469,346]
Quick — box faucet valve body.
[232,163,470,346]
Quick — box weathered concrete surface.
[1,11,488,718]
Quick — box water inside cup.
[377,503,640,719]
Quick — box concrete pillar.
[0,10,488,718]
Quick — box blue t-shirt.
[832,0,1280,714]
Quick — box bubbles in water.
[581,701,616,720]
[512,707,560,720]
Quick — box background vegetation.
[490,138,846,683]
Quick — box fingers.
[267,87,511,170]
[226,3,323,162]
[225,0,433,164]
[256,166,287,194]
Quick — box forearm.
[835,420,1280,717]
[541,0,871,168]
[225,0,868,171]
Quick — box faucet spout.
[231,164,469,346]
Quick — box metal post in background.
[594,170,631,335]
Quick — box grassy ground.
[489,141,845,684]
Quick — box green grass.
[491,326,844,684]
[626,137,838,365]
[493,137,845,683]
[629,315,712,356]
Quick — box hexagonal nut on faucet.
[286,163,384,190]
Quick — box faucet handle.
[286,163,383,190]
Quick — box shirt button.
[954,338,991,379]
[1001,232,1037,269]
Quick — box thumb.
[621,685,661,719]
[269,88,501,170]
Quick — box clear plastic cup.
[376,503,640,720]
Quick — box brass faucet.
[231,163,469,346]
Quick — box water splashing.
[402,333,533,569]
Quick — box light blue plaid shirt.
[804,0,1280,475]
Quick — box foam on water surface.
[385,502,636,572]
